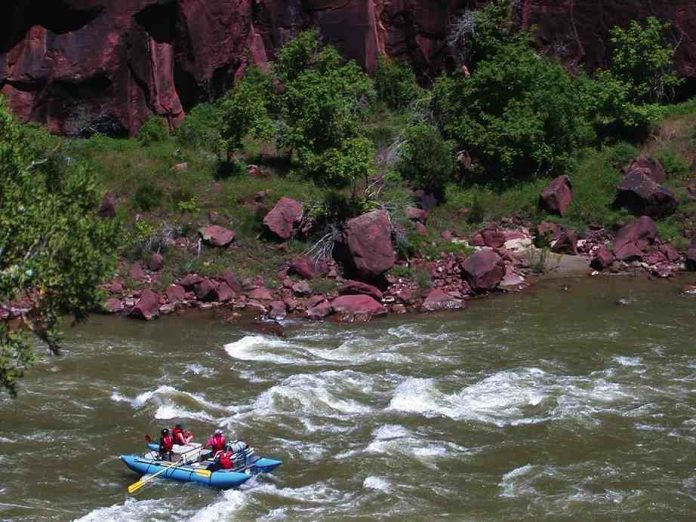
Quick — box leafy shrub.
[447,0,519,66]
[133,180,164,211]
[397,123,455,196]
[176,103,222,151]
[302,137,375,188]
[137,116,169,146]
[583,18,682,141]
[434,41,591,180]
[375,56,422,111]
[219,67,273,159]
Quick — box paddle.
[127,440,211,494]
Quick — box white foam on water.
[224,335,297,364]
[154,404,215,422]
[613,356,643,367]
[499,464,537,498]
[363,476,391,492]
[184,363,215,377]
[187,489,247,522]
[252,371,376,418]
[389,366,645,427]
[72,498,171,522]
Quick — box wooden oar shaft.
[127,450,210,494]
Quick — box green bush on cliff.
[220,67,273,160]
[0,98,119,396]
[375,56,423,111]
[137,116,169,146]
[397,123,455,196]
[582,17,682,141]
[433,40,591,181]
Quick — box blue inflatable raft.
[120,442,282,490]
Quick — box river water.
[0,276,694,521]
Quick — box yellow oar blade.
[193,469,211,477]
[127,476,151,494]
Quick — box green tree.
[219,67,273,160]
[273,31,374,185]
[584,17,682,140]
[0,98,118,396]
[375,56,422,111]
[434,41,591,180]
[397,123,455,196]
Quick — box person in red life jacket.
[172,423,194,446]
[207,443,234,472]
[205,428,226,454]
[158,428,174,461]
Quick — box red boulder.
[590,246,614,271]
[148,252,164,272]
[165,284,187,303]
[624,155,666,183]
[104,298,124,313]
[130,290,161,321]
[306,299,332,320]
[612,216,657,261]
[339,280,383,301]
[420,288,465,312]
[331,295,387,322]
[539,175,573,216]
[263,197,303,240]
[616,171,678,219]
[199,225,235,248]
[341,210,395,280]
[461,250,505,292]
[288,256,326,280]
[268,301,288,321]
[480,227,506,248]
[551,230,578,255]
[195,279,219,302]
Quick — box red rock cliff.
[2,0,695,135]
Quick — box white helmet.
[214,428,223,435]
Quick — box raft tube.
[120,444,282,489]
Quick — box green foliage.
[133,180,164,211]
[375,56,422,111]
[655,150,690,180]
[397,123,455,195]
[176,103,222,151]
[303,137,376,188]
[137,116,169,146]
[219,67,273,158]
[447,0,520,66]
[176,196,200,214]
[0,98,118,396]
[584,18,682,140]
[275,32,373,181]
[434,41,591,180]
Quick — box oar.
[127,446,211,494]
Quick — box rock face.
[3,1,695,135]
[263,197,303,240]
[340,210,395,280]
[461,250,505,292]
[339,280,383,301]
[539,175,573,216]
[199,225,235,247]
[616,171,678,219]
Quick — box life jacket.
[210,434,226,453]
[160,434,174,452]
[218,450,233,469]
[172,427,186,445]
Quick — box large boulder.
[686,235,696,271]
[165,284,187,303]
[624,155,666,183]
[331,295,387,322]
[339,280,383,301]
[420,288,465,312]
[263,197,303,240]
[539,175,573,216]
[590,245,614,271]
[199,225,235,247]
[288,256,326,280]
[461,250,505,292]
[551,230,578,255]
[130,290,161,320]
[195,279,219,302]
[147,252,164,272]
[340,210,395,280]
[616,171,678,219]
[306,299,332,320]
[612,216,657,261]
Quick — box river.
[0,276,694,521]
